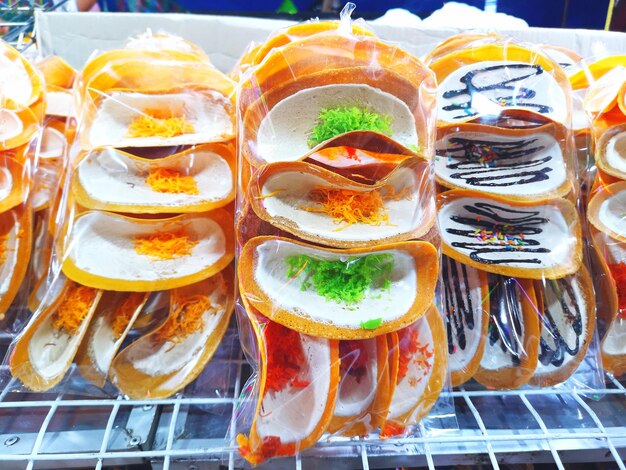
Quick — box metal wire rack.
[0,0,74,51]
[0,325,625,470]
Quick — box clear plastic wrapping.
[427,33,602,392]
[233,8,453,466]
[2,32,237,400]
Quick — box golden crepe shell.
[380,304,447,435]
[437,189,582,280]
[248,158,435,248]
[0,41,45,108]
[241,66,428,167]
[109,268,234,399]
[36,55,76,89]
[529,266,595,387]
[0,205,32,317]
[595,124,626,180]
[435,121,573,201]
[0,103,39,151]
[440,255,489,387]
[429,43,571,126]
[72,143,235,214]
[327,335,391,437]
[239,236,439,340]
[238,309,339,465]
[474,277,539,389]
[60,209,234,291]
[587,180,626,243]
[10,280,103,392]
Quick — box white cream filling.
[437,60,568,125]
[334,339,377,418]
[77,148,232,209]
[435,131,567,197]
[66,212,226,283]
[535,276,587,374]
[88,91,233,148]
[89,315,118,375]
[260,168,429,243]
[598,188,626,239]
[38,127,66,159]
[45,91,75,118]
[0,166,13,203]
[28,307,91,380]
[0,214,20,297]
[387,317,435,420]
[255,84,418,164]
[0,109,24,142]
[438,196,573,269]
[571,90,589,132]
[256,335,331,442]
[0,54,33,106]
[253,239,417,329]
[605,131,626,175]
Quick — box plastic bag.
[233,7,454,466]
[3,32,237,400]
[427,33,602,391]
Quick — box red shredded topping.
[237,434,296,464]
[264,322,310,393]
[609,262,626,318]
[380,421,406,438]
[396,326,434,385]
[339,340,369,384]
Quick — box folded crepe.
[530,267,595,387]
[109,269,234,398]
[437,189,582,279]
[239,236,438,339]
[429,43,570,126]
[441,255,489,387]
[247,158,435,248]
[61,209,234,291]
[73,143,235,214]
[435,121,573,201]
[237,312,339,465]
[473,275,539,389]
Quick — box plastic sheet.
[427,33,602,392]
[2,32,236,400]
[233,6,453,466]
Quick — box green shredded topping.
[407,144,420,153]
[360,318,383,330]
[307,106,393,148]
[285,253,395,304]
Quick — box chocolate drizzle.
[442,64,553,120]
[440,136,554,188]
[538,277,583,367]
[442,255,478,357]
[487,274,525,366]
[446,201,550,265]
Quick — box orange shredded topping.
[145,167,199,195]
[301,184,409,230]
[127,108,195,139]
[156,294,211,343]
[0,234,10,265]
[111,293,145,338]
[133,227,198,260]
[396,326,434,385]
[52,285,97,334]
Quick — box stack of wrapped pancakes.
[0,43,46,324]
[576,56,626,376]
[235,22,446,464]
[428,34,593,389]
[10,33,237,399]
